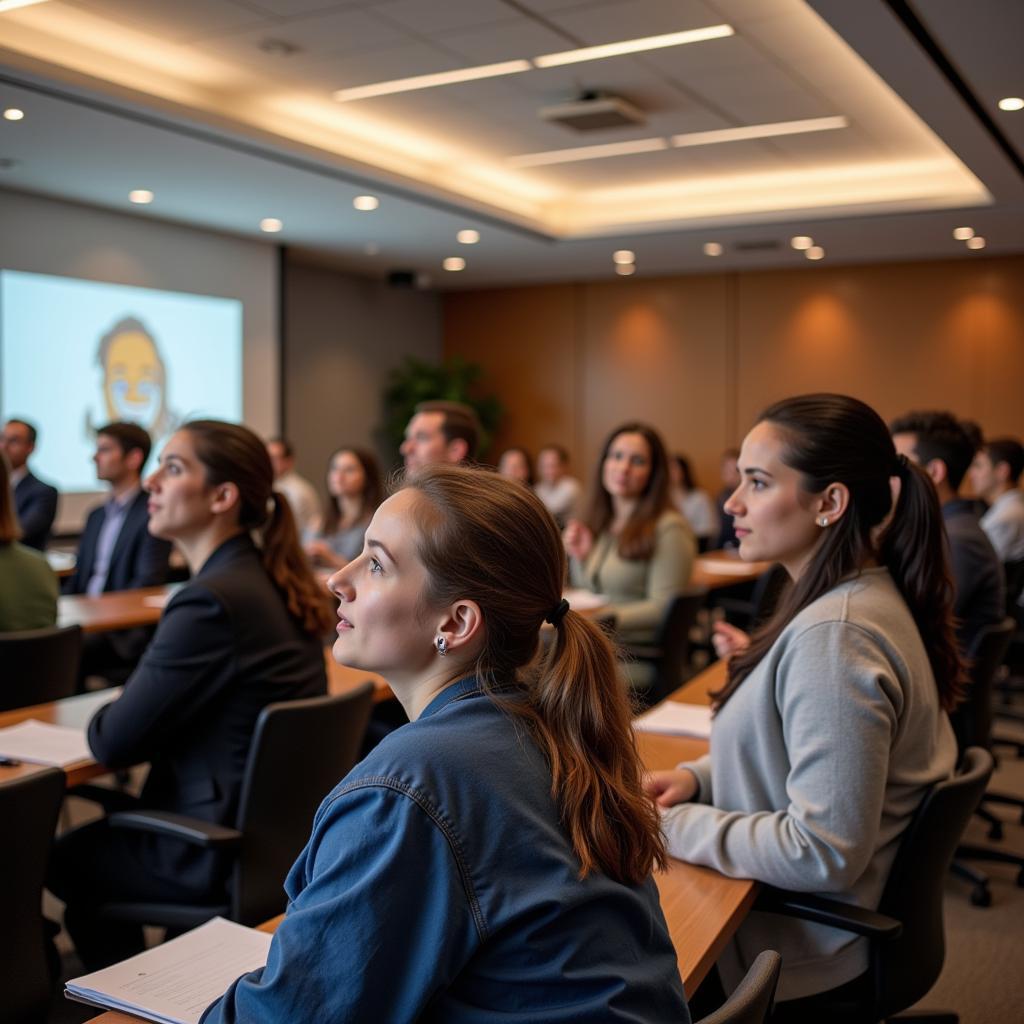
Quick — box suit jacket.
[87,533,328,893]
[14,470,59,551]
[67,489,172,595]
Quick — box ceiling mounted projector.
[539,92,646,132]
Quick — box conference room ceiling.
[0,0,1022,287]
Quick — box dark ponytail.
[183,420,335,638]
[408,465,666,885]
[716,394,966,713]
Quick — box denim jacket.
[202,677,688,1023]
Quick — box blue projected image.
[0,270,243,491]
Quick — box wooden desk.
[691,550,773,590]
[58,587,169,634]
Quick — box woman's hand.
[643,769,699,808]
[712,621,750,661]
[563,519,593,562]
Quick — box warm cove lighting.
[128,189,154,205]
[0,0,51,12]
[998,97,1024,112]
[2,107,24,121]
[260,218,283,233]
[333,24,733,101]
[353,194,379,211]
[508,117,848,168]
[952,226,974,240]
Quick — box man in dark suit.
[68,422,172,682]
[1,418,59,550]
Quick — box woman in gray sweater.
[646,394,964,1018]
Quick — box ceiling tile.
[324,40,464,88]
[64,0,272,44]
[240,0,370,15]
[438,18,573,64]
[373,0,514,36]
[546,0,725,46]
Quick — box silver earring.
[818,516,830,527]
[435,635,448,657]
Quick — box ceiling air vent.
[733,240,782,252]
[539,91,646,132]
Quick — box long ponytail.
[409,465,666,885]
[717,394,966,712]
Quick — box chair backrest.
[0,624,82,712]
[646,587,708,705]
[0,767,65,1024]
[872,746,994,1017]
[1002,558,1024,617]
[692,950,782,1024]
[950,617,1015,752]
[230,683,376,925]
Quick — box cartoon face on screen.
[97,317,167,430]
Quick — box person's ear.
[447,438,469,464]
[924,458,948,487]
[125,448,144,475]
[209,481,241,516]
[813,483,850,527]
[434,600,484,660]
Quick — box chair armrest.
[107,810,242,849]
[755,886,902,940]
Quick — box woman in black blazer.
[48,420,334,970]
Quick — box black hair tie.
[894,453,910,477]
[545,598,570,627]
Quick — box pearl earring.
[818,516,830,527]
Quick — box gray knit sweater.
[662,567,957,1002]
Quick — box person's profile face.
[401,412,449,472]
[93,434,130,485]
[103,331,163,428]
[602,432,653,500]
[266,441,291,480]
[967,450,998,501]
[326,488,438,680]
[329,451,367,498]
[0,422,32,469]
[498,450,530,484]
[144,430,217,541]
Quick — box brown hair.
[406,465,666,885]
[0,453,20,545]
[414,400,480,460]
[717,394,966,712]
[585,422,672,559]
[97,421,153,468]
[182,420,334,637]
[322,447,383,535]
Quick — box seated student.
[669,454,719,552]
[497,445,533,485]
[304,446,382,570]
[200,465,688,1023]
[969,437,1024,563]
[401,399,481,471]
[891,410,1004,653]
[564,422,695,644]
[66,422,173,683]
[0,452,58,631]
[0,418,58,551]
[534,443,582,527]
[646,394,960,1017]
[48,420,333,971]
[266,436,322,536]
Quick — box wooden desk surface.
[691,550,772,590]
[58,587,169,634]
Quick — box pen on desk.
[0,756,22,766]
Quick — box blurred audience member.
[969,437,1024,562]
[534,444,582,528]
[305,447,382,570]
[0,418,58,551]
[0,451,58,631]
[267,437,322,536]
[401,401,480,472]
[668,454,719,552]
[498,447,533,486]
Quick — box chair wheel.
[971,884,992,907]
[988,821,1004,841]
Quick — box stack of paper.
[66,917,272,1024]
[634,702,713,739]
[0,720,91,766]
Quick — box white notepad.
[65,917,272,1024]
[562,588,610,611]
[0,719,91,767]
[634,702,713,739]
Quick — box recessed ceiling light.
[2,108,24,121]
[952,226,974,241]
[671,116,848,149]
[997,97,1024,112]
[260,218,283,233]
[965,236,986,250]
[0,0,51,12]
[790,235,814,250]
[443,257,466,272]
[533,24,733,68]
[456,229,480,244]
[703,242,724,257]
[615,263,636,276]
[805,246,825,260]
[612,249,635,265]
[353,195,379,211]
[128,189,153,205]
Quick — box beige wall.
[442,256,1024,494]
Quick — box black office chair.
[624,587,708,709]
[714,565,788,633]
[0,624,82,712]
[0,767,65,1024]
[753,747,993,1023]
[692,950,782,1024]
[97,684,375,930]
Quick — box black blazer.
[67,489,172,595]
[87,533,328,892]
[14,470,59,551]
